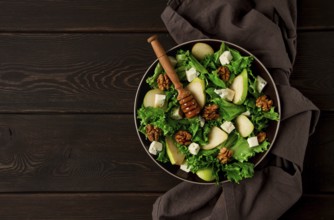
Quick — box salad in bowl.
[134,39,280,184]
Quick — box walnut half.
[175,130,192,146]
[256,95,273,112]
[146,124,162,142]
[202,104,220,121]
[217,147,233,164]
[217,66,230,82]
[257,131,266,143]
[157,74,171,91]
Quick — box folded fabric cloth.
[152,0,320,219]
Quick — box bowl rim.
[134,38,281,185]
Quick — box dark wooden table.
[0,0,333,219]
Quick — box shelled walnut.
[202,104,220,121]
[157,74,171,91]
[256,95,273,111]
[175,130,192,146]
[257,131,267,143]
[217,147,233,164]
[217,66,230,81]
[146,124,162,142]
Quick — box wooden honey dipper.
[147,35,201,118]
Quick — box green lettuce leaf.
[146,63,163,88]
[212,98,246,121]
[223,161,254,183]
[230,135,270,162]
[226,47,254,76]
[137,106,180,137]
[205,70,227,88]
[263,107,280,121]
[213,42,226,65]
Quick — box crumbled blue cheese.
[171,107,183,120]
[186,67,199,82]
[219,51,233,65]
[188,142,200,155]
[149,141,163,155]
[220,121,235,134]
[214,88,235,102]
[256,75,267,93]
[247,136,259,148]
[154,94,166,108]
[180,162,191,173]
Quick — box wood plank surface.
[0,112,331,193]
[0,0,167,32]
[0,32,333,113]
[0,114,180,192]
[302,111,334,193]
[0,0,333,218]
[298,0,334,30]
[0,193,159,220]
[291,32,334,111]
[0,33,175,113]
[280,194,334,220]
[0,193,331,220]
[0,0,332,32]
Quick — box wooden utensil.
[147,35,201,118]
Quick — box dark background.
[0,0,332,219]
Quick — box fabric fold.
[153,0,320,219]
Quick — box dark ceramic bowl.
[134,39,281,184]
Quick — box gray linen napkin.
[152,0,320,219]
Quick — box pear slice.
[235,115,254,137]
[202,126,228,150]
[196,167,215,181]
[143,89,164,108]
[186,77,206,108]
[166,136,185,165]
[230,69,248,105]
[191,42,214,60]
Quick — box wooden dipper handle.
[147,35,201,118]
[147,35,183,90]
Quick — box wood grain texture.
[0,113,331,193]
[280,194,334,220]
[0,0,331,218]
[302,111,334,193]
[0,193,331,219]
[291,32,334,111]
[0,0,332,32]
[0,193,159,220]
[0,33,175,113]
[298,0,334,30]
[0,114,180,192]
[0,32,332,113]
[0,0,167,32]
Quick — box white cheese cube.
[256,75,267,93]
[214,89,221,96]
[247,136,259,148]
[242,110,251,117]
[171,107,183,120]
[220,121,235,134]
[199,116,205,127]
[148,143,157,155]
[188,142,200,155]
[154,94,166,108]
[186,67,199,82]
[219,51,233,65]
[180,162,191,173]
[214,88,235,101]
[149,141,163,155]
